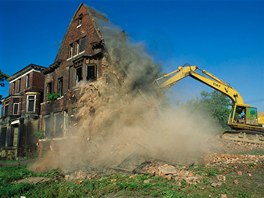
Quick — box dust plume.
[32,9,221,171]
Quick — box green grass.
[0,163,263,198]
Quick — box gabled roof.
[53,3,107,62]
[8,64,46,81]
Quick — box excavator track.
[222,130,264,144]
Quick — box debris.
[143,179,151,184]
[220,194,227,198]
[217,175,226,181]
[158,164,177,176]
[211,182,222,187]
[233,179,239,185]
[15,177,51,184]
[237,171,243,176]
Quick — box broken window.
[76,67,83,83]
[58,77,63,97]
[79,37,86,53]
[77,14,83,27]
[25,74,29,88]
[87,65,97,81]
[13,98,20,115]
[68,43,73,59]
[27,95,36,112]
[46,82,52,94]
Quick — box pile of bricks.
[142,162,202,184]
[204,153,264,166]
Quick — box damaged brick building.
[40,4,108,138]
[0,64,46,159]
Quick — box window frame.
[58,77,63,97]
[76,67,83,84]
[87,64,97,81]
[26,95,36,113]
[17,79,21,93]
[13,102,20,115]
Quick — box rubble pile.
[64,170,98,181]
[140,161,202,184]
[204,153,264,166]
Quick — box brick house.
[0,64,46,159]
[40,4,107,138]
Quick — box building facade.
[40,4,107,139]
[0,64,46,159]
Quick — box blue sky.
[0,0,264,111]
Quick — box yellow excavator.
[155,65,264,144]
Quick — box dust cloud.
[32,9,221,171]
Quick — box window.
[58,77,63,97]
[13,82,15,93]
[79,37,86,53]
[46,82,52,95]
[27,95,36,112]
[87,65,97,81]
[17,79,21,92]
[77,14,83,28]
[3,102,9,117]
[68,43,73,59]
[73,41,79,56]
[13,98,19,115]
[76,67,83,83]
[25,74,29,88]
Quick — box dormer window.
[77,14,83,28]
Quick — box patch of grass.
[1,163,264,198]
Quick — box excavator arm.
[155,65,264,144]
[155,65,245,105]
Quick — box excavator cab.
[228,104,259,127]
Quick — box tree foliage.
[189,90,231,129]
[0,70,9,102]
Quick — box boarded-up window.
[44,115,52,138]
[55,113,64,137]
[27,95,36,112]
[79,37,86,52]
[87,65,97,81]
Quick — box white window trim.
[9,69,41,84]
[26,95,36,113]
[13,103,20,115]
[67,40,85,61]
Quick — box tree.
[0,70,9,102]
[188,90,231,129]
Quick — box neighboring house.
[0,64,46,159]
[40,3,107,138]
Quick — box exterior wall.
[41,4,106,139]
[0,67,45,159]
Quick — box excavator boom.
[155,65,264,144]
